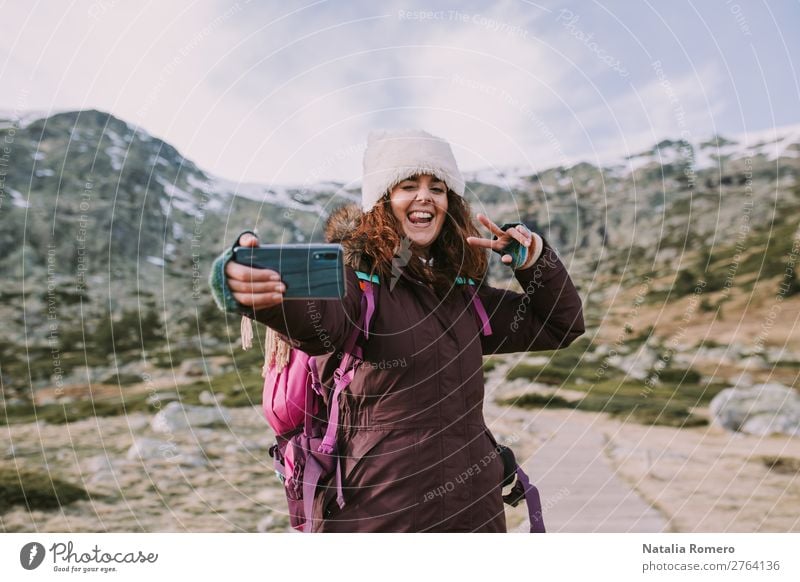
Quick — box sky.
[1,0,798,187]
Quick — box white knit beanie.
[361,129,465,213]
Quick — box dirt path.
[484,360,800,533]
[484,401,668,532]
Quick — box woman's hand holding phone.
[225,233,286,309]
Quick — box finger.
[501,254,512,264]
[232,292,284,307]
[239,233,259,247]
[228,279,286,293]
[475,213,507,238]
[225,262,280,282]
[516,225,532,244]
[507,226,532,247]
[466,236,496,249]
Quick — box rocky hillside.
[1,109,798,411]
[0,110,358,402]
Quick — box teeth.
[408,211,433,219]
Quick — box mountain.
[0,110,356,337]
[1,108,798,406]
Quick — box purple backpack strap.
[465,285,492,336]
[503,464,546,533]
[292,375,335,532]
[307,357,323,396]
[317,282,374,455]
[312,281,375,515]
[301,455,326,532]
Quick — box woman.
[210,129,585,532]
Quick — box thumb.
[239,233,259,247]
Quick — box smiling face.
[389,173,449,252]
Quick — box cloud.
[205,0,568,183]
[1,1,791,185]
[572,60,727,165]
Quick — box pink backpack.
[258,273,377,532]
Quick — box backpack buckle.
[310,379,324,396]
[502,481,526,507]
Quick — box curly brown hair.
[341,189,489,299]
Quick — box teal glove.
[492,222,531,269]
[208,229,257,313]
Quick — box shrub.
[482,357,499,373]
[0,465,90,513]
[497,393,574,409]
[655,367,703,384]
[499,387,710,428]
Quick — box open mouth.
[407,210,434,226]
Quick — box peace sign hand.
[466,213,536,269]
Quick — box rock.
[87,470,119,489]
[593,344,611,357]
[702,346,739,365]
[199,390,225,406]
[178,359,207,377]
[709,383,800,437]
[223,443,240,456]
[84,456,125,490]
[175,453,208,468]
[127,437,208,466]
[146,391,180,405]
[124,413,151,432]
[178,358,228,378]
[84,454,115,473]
[763,347,800,365]
[740,355,767,370]
[150,401,231,433]
[256,514,280,532]
[607,345,658,380]
[741,414,800,437]
[127,437,176,461]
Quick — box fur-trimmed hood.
[323,202,368,270]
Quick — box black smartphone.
[232,244,346,299]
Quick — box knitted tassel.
[264,325,291,377]
[240,315,254,350]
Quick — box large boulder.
[150,401,231,433]
[709,383,800,437]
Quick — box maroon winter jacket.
[251,203,585,532]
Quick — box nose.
[415,186,433,203]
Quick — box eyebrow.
[400,176,446,185]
